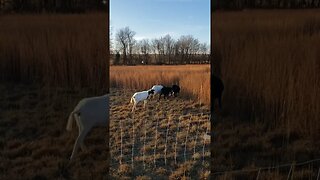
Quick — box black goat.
[212,75,224,109]
[171,85,180,97]
[159,86,173,100]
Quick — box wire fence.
[211,112,320,179]
[212,158,320,179]
[109,111,211,176]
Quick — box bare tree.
[115,26,136,65]
[110,26,114,55]
[176,35,194,64]
[190,38,200,63]
[199,43,209,64]
[139,39,150,64]
[151,38,163,64]
[163,34,175,64]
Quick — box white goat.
[150,85,163,98]
[66,94,109,160]
[130,89,154,112]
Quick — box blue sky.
[110,0,210,45]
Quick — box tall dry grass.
[0,13,109,92]
[213,10,320,138]
[110,65,210,105]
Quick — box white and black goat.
[130,89,154,112]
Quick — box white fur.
[66,94,109,160]
[150,85,163,98]
[130,90,152,112]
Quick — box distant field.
[110,65,210,105]
[212,10,320,179]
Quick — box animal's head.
[148,89,155,95]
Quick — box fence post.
[131,115,135,171]
[143,115,147,170]
[317,167,320,180]
[256,168,261,180]
[120,119,123,165]
[286,162,294,180]
[175,116,182,165]
[164,115,171,166]
[184,116,191,163]
[193,115,201,161]
[153,116,159,167]
[202,126,209,165]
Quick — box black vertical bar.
[106,0,110,179]
[210,0,214,179]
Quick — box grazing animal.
[171,85,180,97]
[130,89,154,112]
[150,85,164,98]
[212,75,224,109]
[159,86,173,100]
[66,94,109,160]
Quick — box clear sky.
[110,0,210,45]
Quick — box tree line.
[213,0,320,10]
[111,26,210,65]
[0,0,107,13]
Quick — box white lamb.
[66,94,109,160]
[130,89,154,112]
[150,85,163,98]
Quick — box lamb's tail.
[66,111,75,131]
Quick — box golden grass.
[110,65,210,105]
[213,10,320,137]
[0,13,109,91]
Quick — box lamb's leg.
[132,102,136,112]
[143,100,147,108]
[69,114,82,160]
[70,130,87,160]
[80,128,90,152]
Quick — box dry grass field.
[110,65,211,178]
[109,88,210,179]
[212,10,320,178]
[0,13,109,179]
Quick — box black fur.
[147,89,155,99]
[159,86,173,100]
[171,85,180,97]
[212,75,224,109]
